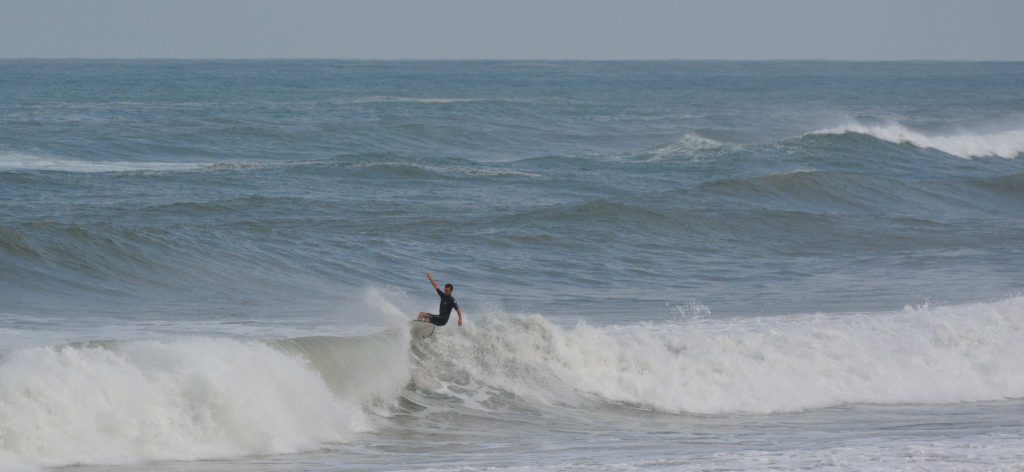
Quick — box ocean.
[1,60,1023,471]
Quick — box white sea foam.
[455,435,1024,471]
[648,134,736,160]
[0,152,209,173]
[419,295,1024,414]
[812,122,1024,159]
[0,338,372,467]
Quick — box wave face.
[811,121,1024,159]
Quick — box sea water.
[1,60,1023,470]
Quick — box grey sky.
[1,0,1022,60]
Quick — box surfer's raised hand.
[427,272,439,290]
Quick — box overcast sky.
[1,0,1022,60]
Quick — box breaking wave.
[415,295,1024,414]
[811,122,1024,159]
[2,294,1023,467]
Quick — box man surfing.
[418,272,464,327]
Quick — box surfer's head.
[444,283,454,296]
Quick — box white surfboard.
[411,320,435,339]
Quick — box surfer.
[418,272,464,327]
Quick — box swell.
[479,173,1021,252]
[698,170,913,213]
[0,220,330,304]
[137,195,340,219]
[968,172,1024,197]
[0,222,185,289]
[693,170,1024,216]
[5,167,1022,298]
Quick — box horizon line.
[2,57,1023,63]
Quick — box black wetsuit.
[428,288,459,326]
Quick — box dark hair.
[444,283,454,291]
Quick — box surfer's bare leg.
[417,312,431,321]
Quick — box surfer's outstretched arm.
[456,307,464,327]
[427,272,440,290]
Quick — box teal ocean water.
[1,60,1024,470]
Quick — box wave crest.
[811,122,1024,159]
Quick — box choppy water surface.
[1,60,1023,470]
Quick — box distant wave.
[696,170,944,214]
[811,122,1024,159]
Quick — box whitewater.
[2,60,1024,470]
[2,293,1023,469]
